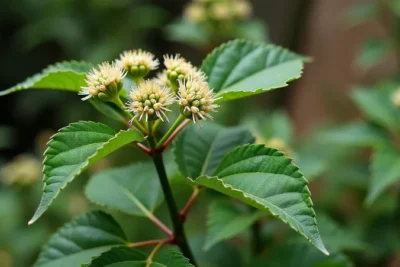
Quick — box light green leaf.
[166,19,209,47]
[85,162,172,217]
[204,200,263,250]
[316,213,367,252]
[252,242,352,267]
[195,144,328,255]
[355,39,390,71]
[29,121,144,224]
[84,247,193,267]
[319,121,387,147]
[201,39,307,103]
[235,19,269,42]
[0,61,92,96]
[366,145,400,205]
[351,86,400,131]
[34,211,127,267]
[89,98,127,123]
[345,2,379,27]
[174,121,254,179]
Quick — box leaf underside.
[195,144,328,255]
[29,121,144,224]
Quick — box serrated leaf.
[351,86,400,131]
[0,61,92,96]
[84,246,193,267]
[174,121,254,179]
[366,145,400,205]
[319,121,387,147]
[85,162,171,217]
[29,121,144,224]
[195,144,328,255]
[204,200,263,250]
[34,211,127,267]
[252,242,352,267]
[201,39,307,103]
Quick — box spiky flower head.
[117,49,159,81]
[80,62,126,101]
[392,88,400,107]
[177,77,219,125]
[128,80,175,122]
[162,54,206,90]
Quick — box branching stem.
[180,186,202,222]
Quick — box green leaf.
[201,39,306,103]
[351,86,400,131]
[84,247,193,267]
[29,121,144,224]
[195,144,328,255]
[319,121,387,147]
[34,211,127,267]
[174,121,254,179]
[0,61,92,96]
[85,162,172,217]
[235,20,269,42]
[89,98,127,123]
[366,145,400,205]
[355,39,390,71]
[252,242,352,267]
[166,19,210,47]
[316,213,367,252]
[345,2,379,27]
[204,200,263,250]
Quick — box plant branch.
[129,239,170,248]
[147,213,174,238]
[146,239,169,266]
[160,119,191,152]
[180,186,202,222]
[156,114,187,149]
[136,142,152,156]
[251,220,263,255]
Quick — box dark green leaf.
[201,39,307,103]
[29,121,144,224]
[204,200,263,250]
[319,121,387,147]
[366,145,400,205]
[84,246,193,267]
[252,242,352,267]
[351,86,400,131]
[34,211,127,267]
[195,144,328,254]
[174,121,254,179]
[0,61,92,96]
[85,162,170,217]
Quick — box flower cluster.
[184,0,252,23]
[80,49,219,125]
[177,77,220,124]
[157,55,205,90]
[117,49,159,81]
[79,62,126,101]
[127,80,174,122]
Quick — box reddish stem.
[129,238,171,248]
[161,119,191,152]
[136,142,152,156]
[147,213,174,238]
[180,186,202,222]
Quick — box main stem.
[148,123,197,265]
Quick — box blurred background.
[1,0,400,266]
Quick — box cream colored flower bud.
[234,0,252,19]
[392,88,400,107]
[177,77,220,125]
[128,80,175,122]
[184,3,206,23]
[79,62,126,101]
[117,49,159,81]
[0,155,42,186]
[162,55,206,90]
[211,2,232,20]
